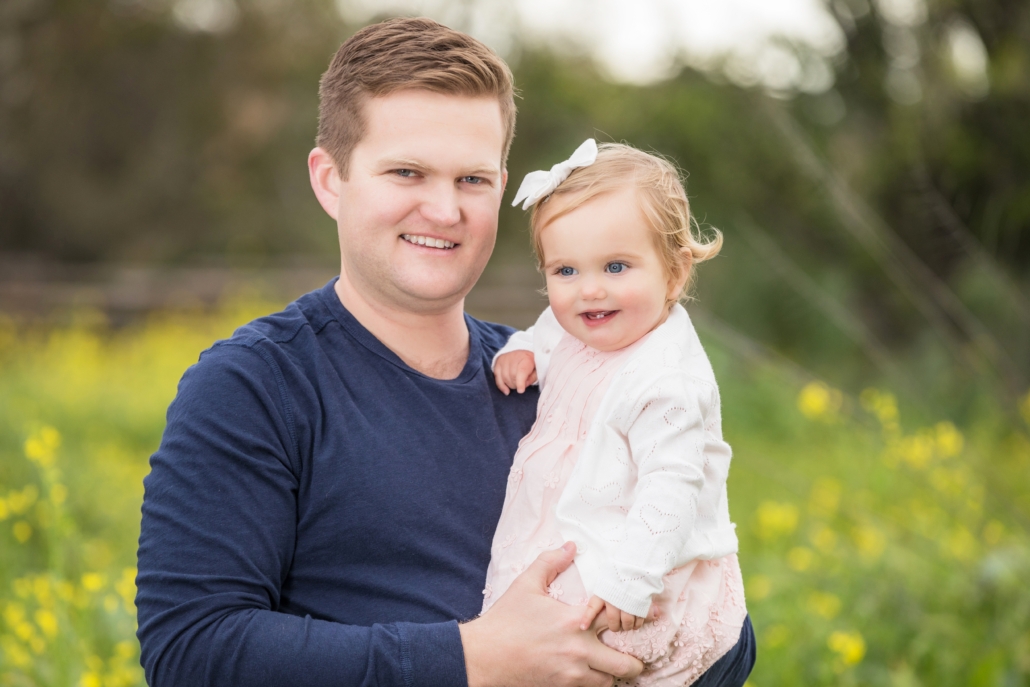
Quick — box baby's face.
[539,188,681,351]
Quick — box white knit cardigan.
[494,305,739,616]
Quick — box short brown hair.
[531,143,722,299]
[317,17,517,178]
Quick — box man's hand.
[460,543,644,687]
[579,596,645,633]
[494,350,537,395]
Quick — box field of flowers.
[1,299,1028,687]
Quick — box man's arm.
[136,344,466,687]
[459,544,644,687]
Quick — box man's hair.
[530,143,722,299]
[317,17,517,178]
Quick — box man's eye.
[605,262,627,274]
[394,169,417,178]
[460,176,483,184]
[557,266,577,277]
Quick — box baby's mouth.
[581,310,618,322]
[401,234,457,249]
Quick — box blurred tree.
[0,0,1026,404]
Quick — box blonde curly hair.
[530,142,721,300]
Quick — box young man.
[136,18,644,687]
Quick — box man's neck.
[334,276,471,380]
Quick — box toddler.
[481,140,748,686]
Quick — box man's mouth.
[580,310,618,324]
[402,234,457,250]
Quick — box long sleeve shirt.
[136,279,539,687]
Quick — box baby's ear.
[668,247,692,298]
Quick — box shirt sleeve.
[587,371,716,617]
[491,307,565,390]
[136,344,468,687]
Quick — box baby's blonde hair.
[530,142,722,299]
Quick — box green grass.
[0,302,1028,686]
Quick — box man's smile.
[401,233,458,249]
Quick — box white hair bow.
[511,139,598,210]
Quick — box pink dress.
[482,333,746,687]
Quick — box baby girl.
[481,140,750,686]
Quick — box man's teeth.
[402,234,455,249]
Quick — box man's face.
[333,90,507,315]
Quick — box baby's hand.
[580,595,646,633]
[493,350,537,395]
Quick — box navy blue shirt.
[136,279,539,687]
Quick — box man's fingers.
[582,670,616,687]
[586,642,644,681]
[512,542,576,592]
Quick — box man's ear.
[308,147,341,220]
[501,169,508,193]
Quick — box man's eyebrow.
[463,165,501,177]
[381,157,435,172]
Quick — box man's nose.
[420,184,461,227]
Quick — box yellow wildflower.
[116,568,138,611]
[898,434,934,470]
[80,672,102,687]
[797,381,843,421]
[860,388,898,424]
[945,527,977,561]
[4,602,26,628]
[1,635,32,668]
[82,572,106,592]
[0,497,8,520]
[34,609,58,639]
[7,485,39,515]
[755,501,799,540]
[934,422,963,458]
[12,520,32,543]
[828,630,866,665]
[24,426,61,468]
[14,620,35,642]
[852,524,886,561]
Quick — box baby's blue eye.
[558,266,577,277]
[606,262,627,274]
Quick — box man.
[137,17,644,687]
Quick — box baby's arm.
[578,370,721,618]
[491,307,565,393]
[494,350,537,395]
